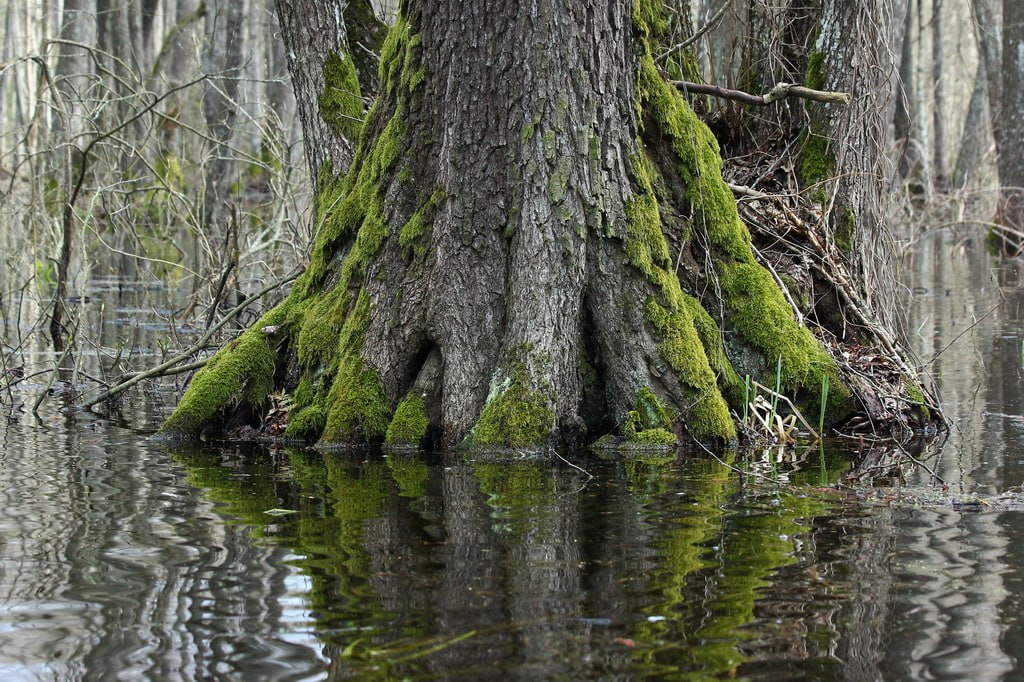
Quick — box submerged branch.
[672,80,851,106]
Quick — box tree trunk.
[953,57,993,188]
[201,0,245,233]
[806,0,904,325]
[894,0,918,179]
[999,0,1024,234]
[931,0,946,188]
[976,0,1002,134]
[163,1,935,449]
[273,0,358,183]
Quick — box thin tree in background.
[999,0,1024,235]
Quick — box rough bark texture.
[163,0,932,450]
[804,0,905,336]
[273,0,358,181]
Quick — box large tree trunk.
[162,0,935,449]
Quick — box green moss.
[319,51,364,140]
[644,299,737,440]
[385,392,429,445]
[633,45,849,419]
[800,130,834,189]
[623,144,737,441]
[633,0,700,82]
[633,0,669,38]
[836,206,855,254]
[679,294,743,399]
[542,130,556,163]
[624,192,672,275]
[399,186,445,261]
[470,364,555,449]
[905,382,931,421]
[296,283,349,371]
[623,388,679,446]
[637,57,751,261]
[718,261,847,412]
[799,48,836,191]
[301,110,404,294]
[320,292,391,444]
[628,428,678,445]
[805,48,826,91]
[378,14,425,95]
[521,115,541,144]
[286,405,327,440]
[162,303,289,436]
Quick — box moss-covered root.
[624,388,679,447]
[385,392,429,447]
[160,304,289,439]
[466,362,555,450]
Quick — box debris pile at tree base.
[717,141,943,441]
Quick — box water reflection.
[6,228,1024,679]
[0,416,325,680]
[164,444,863,679]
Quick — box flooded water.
[1,228,1023,680]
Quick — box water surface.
[0,229,1022,680]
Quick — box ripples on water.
[1,229,1024,679]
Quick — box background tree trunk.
[999,0,1024,233]
[806,0,905,332]
[201,0,245,234]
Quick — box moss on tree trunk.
[160,0,913,451]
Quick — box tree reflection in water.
[173,444,857,679]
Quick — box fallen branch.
[672,80,851,106]
[78,267,300,411]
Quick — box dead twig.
[78,268,300,411]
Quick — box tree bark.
[201,0,245,233]
[803,0,907,338]
[931,0,946,188]
[162,1,935,449]
[273,0,357,183]
[999,0,1024,233]
[894,0,918,179]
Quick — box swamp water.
[1,228,1023,680]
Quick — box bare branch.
[672,80,851,106]
[78,268,301,411]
